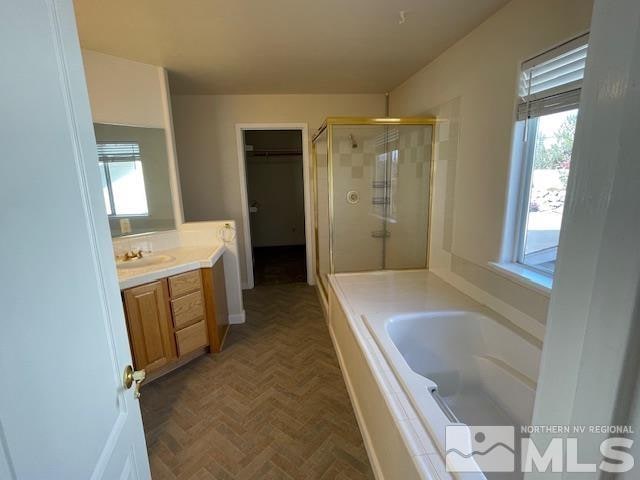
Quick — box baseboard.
[326,321,385,480]
[228,311,246,324]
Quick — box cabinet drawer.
[171,290,204,329]
[175,320,208,356]
[168,270,202,298]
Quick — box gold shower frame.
[312,117,438,300]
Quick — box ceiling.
[73,0,510,95]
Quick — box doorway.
[237,126,312,287]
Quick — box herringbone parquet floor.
[140,283,375,480]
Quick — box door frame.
[235,123,314,289]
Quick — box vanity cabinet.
[122,260,229,380]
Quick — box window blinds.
[517,33,589,120]
[96,142,141,162]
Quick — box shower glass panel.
[312,118,435,297]
[385,124,433,269]
[332,125,386,273]
[313,129,331,293]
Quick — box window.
[513,34,588,277]
[97,142,149,216]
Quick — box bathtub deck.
[330,269,541,480]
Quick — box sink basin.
[116,254,175,270]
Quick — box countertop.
[117,244,225,290]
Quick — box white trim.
[235,126,254,289]
[513,118,538,265]
[159,68,185,226]
[500,121,526,262]
[228,311,246,325]
[488,261,552,296]
[235,123,314,289]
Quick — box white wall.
[82,50,165,127]
[171,94,386,285]
[82,49,184,226]
[389,0,593,330]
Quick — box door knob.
[123,365,146,399]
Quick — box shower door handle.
[371,230,390,239]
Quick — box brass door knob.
[123,365,146,399]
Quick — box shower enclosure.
[312,117,436,297]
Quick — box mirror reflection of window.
[97,142,149,216]
[94,123,175,238]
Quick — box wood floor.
[140,283,374,479]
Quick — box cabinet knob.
[123,365,146,399]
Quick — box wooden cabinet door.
[123,280,176,373]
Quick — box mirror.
[94,123,176,238]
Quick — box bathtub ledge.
[328,274,449,480]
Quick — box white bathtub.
[363,309,541,478]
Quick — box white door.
[0,1,150,479]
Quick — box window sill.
[487,262,552,297]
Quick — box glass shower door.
[331,125,386,273]
[331,123,433,273]
[313,118,434,293]
[384,124,433,269]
